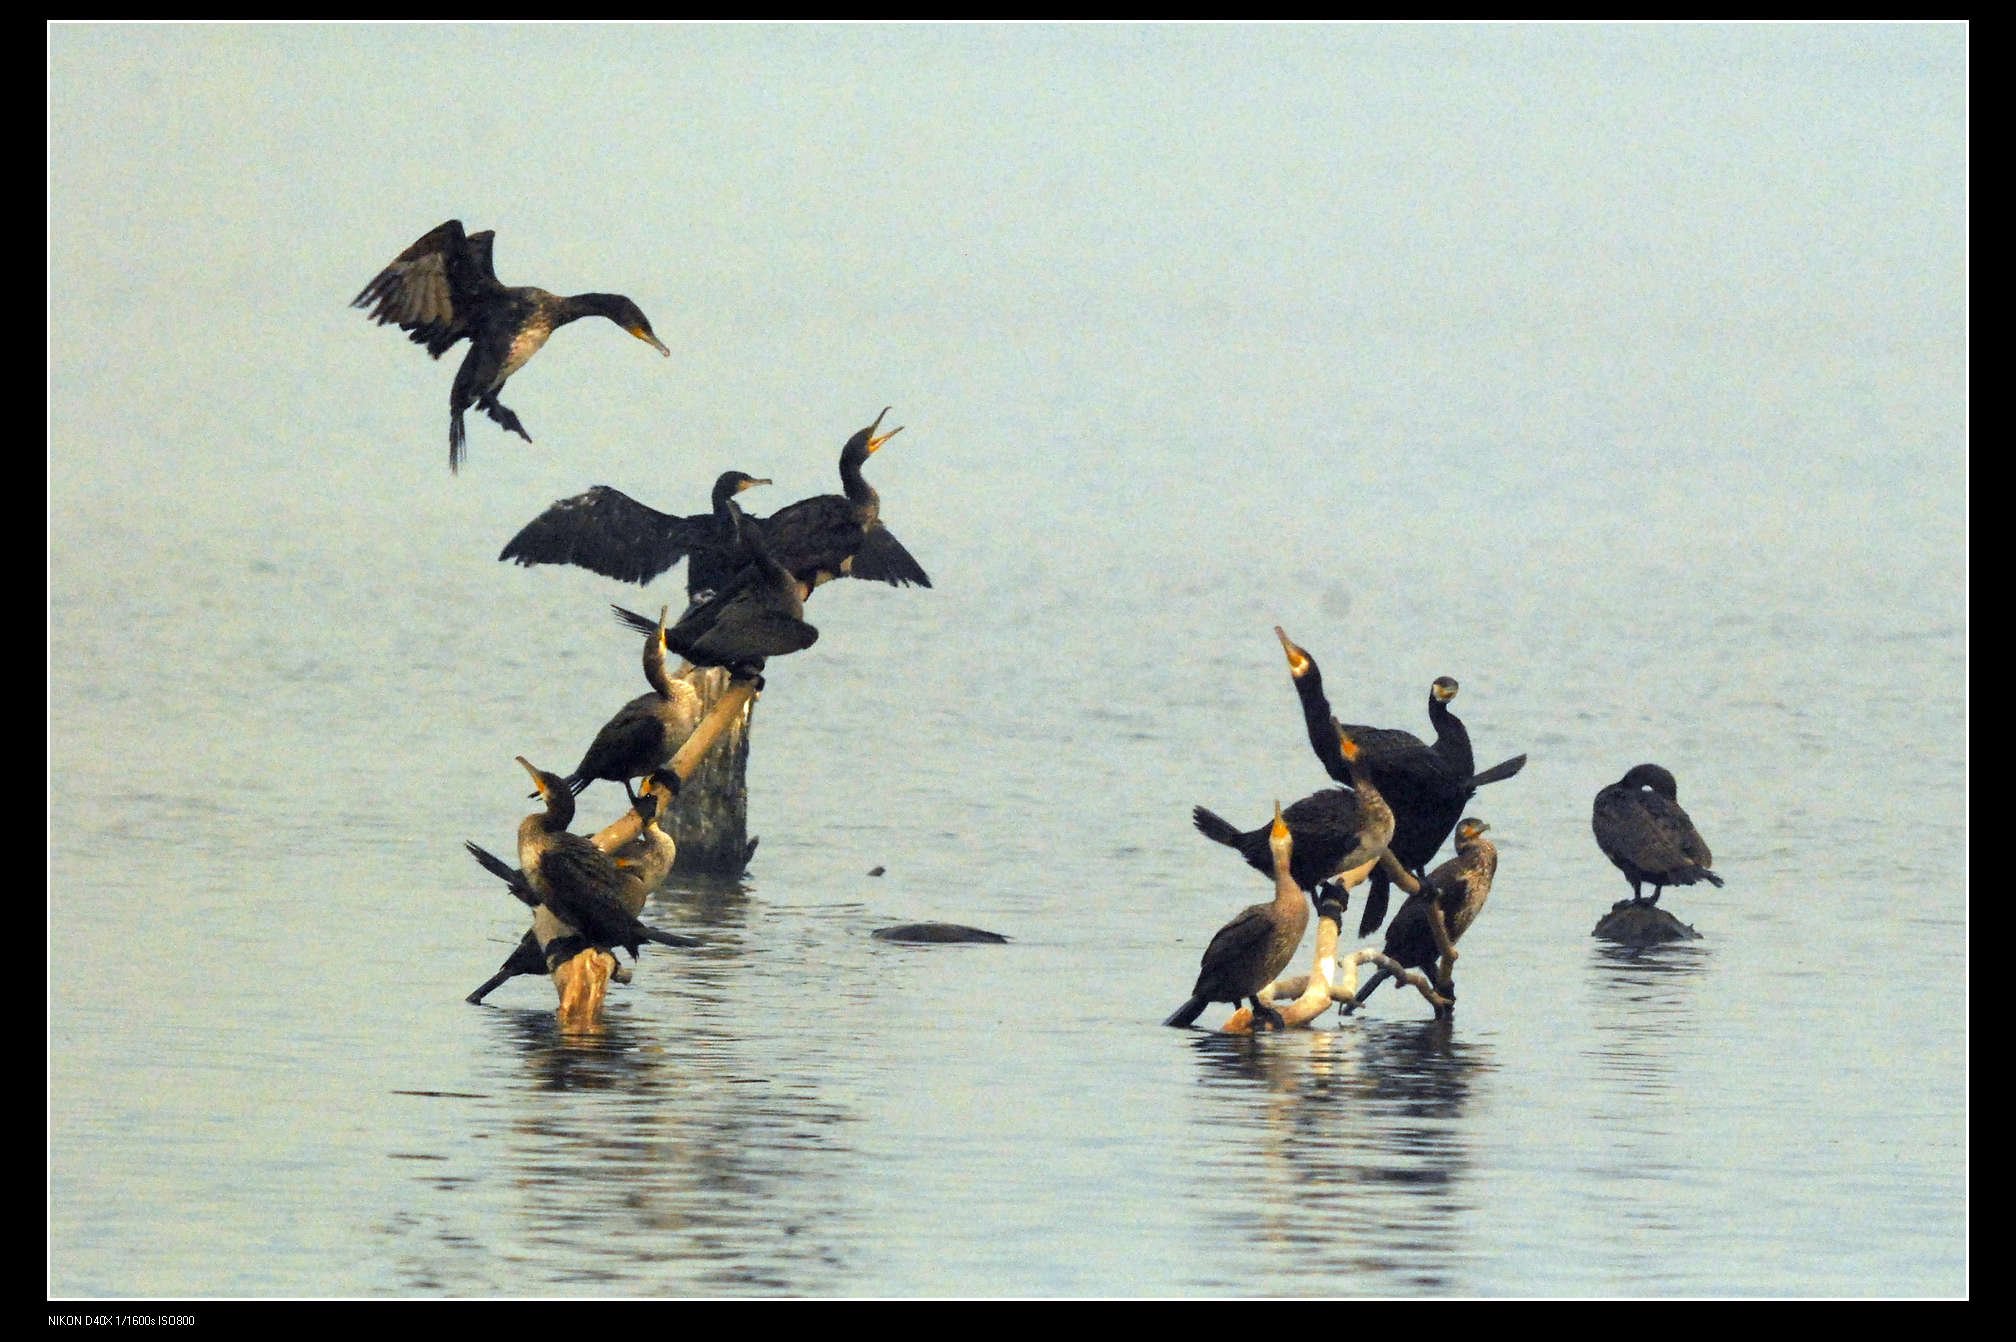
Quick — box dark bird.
[1166,802,1311,1030]
[757,407,931,591]
[560,607,703,802]
[612,489,818,683]
[495,411,928,596]
[499,470,773,600]
[512,756,684,961]
[351,219,671,473]
[464,784,698,1005]
[1343,817,1499,1014]
[1592,764,1722,907]
[1192,727,1396,904]
[1275,626,1526,938]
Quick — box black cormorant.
[1592,764,1722,907]
[499,470,773,600]
[1165,802,1310,1030]
[1343,817,1498,1014]
[495,412,928,594]
[1274,627,1526,937]
[758,408,931,590]
[560,607,704,802]
[352,219,671,473]
[1191,727,1396,905]
[514,756,677,960]
[464,784,698,1004]
[611,491,818,683]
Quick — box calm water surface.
[47,487,1964,1296]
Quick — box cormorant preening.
[1343,818,1498,1014]
[499,470,773,600]
[1274,626,1526,938]
[351,219,671,473]
[1592,764,1722,907]
[1192,727,1396,906]
[758,408,931,590]
[1166,802,1310,1030]
[612,490,818,683]
[560,607,703,802]
[464,783,698,1004]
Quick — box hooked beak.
[866,406,904,454]
[631,327,671,357]
[1274,626,1310,677]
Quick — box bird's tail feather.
[1357,868,1392,938]
[1191,807,1243,849]
[1466,753,1528,788]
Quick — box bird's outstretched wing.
[850,523,933,588]
[501,485,715,585]
[352,219,508,359]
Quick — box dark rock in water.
[871,922,1009,944]
[867,865,886,877]
[1592,903,1702,946]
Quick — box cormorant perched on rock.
[1342,818,1498,1015]
[560,607,703,803]
[499,470,772,599]
[1166,802,1309,1030]
[352,219,670,472]
[1592,764,1722,907]
[1274,626,1526,937]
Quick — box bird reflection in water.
[1176,1022,1492,1291]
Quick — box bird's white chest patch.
[499,321,555,381]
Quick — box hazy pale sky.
[50,22,1965,588]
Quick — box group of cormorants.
[355,218,1722,1031]
[1168,617,1722,1030]
[354,220,932,1012]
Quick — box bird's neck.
[1429,696,1473,772]
[555,292,625,328]
[1291,667,1349,783]
[838,446,880,511]
[1348,763,1393,836]
[643,630,676,700]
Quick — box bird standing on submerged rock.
[1167,802,1311,1031]
[1592,764,1722,907]
[351,219,670,472]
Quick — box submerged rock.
[1592,902,1702,946]
[871,922,1009,944]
